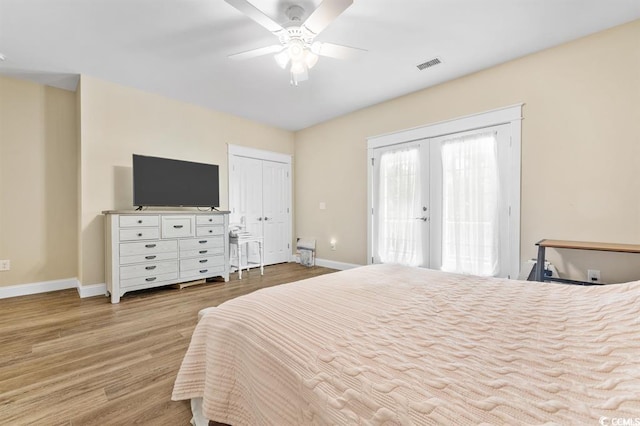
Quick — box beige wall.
[2,20,638,290]
[0,77,78,287]
[295,20,640,283]
[78,75,295,285]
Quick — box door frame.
[228,144,293,262]
[366,104,523,278]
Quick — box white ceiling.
[1,0,638,131]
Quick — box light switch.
[319,202,326,210]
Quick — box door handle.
[414,217,428,222]
[264,217,269,221]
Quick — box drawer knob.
[209,230,213,233]
[199,240,207,244]
[199,259,208,264]
[145,265,157,270]
[199,250,208,254]
[145,277,157,282]
[208,218,212,222]
[173,225,183,229]
[138,220,142,224]
[199,269,208,274]
[145,244,156,248]
[137,233,143,237]
[145,255,156,260]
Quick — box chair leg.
[260,241,264,276]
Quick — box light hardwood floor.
[0,263,336,425]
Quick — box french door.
[371,124,512,277]
[372,142,430,267]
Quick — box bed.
[172,264,640,425]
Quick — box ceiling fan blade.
[224,0,286,34]
[311,42,366,60]
[228,45,284,60]
[302,0,353,36]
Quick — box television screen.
[133,154,220,207]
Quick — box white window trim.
[366,104,523,279]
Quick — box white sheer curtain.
[441,131,499,276]
[377,147,423,266]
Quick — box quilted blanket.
[172,264,640,425]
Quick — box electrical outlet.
[587,269,600,283]
[0,260,10,271]
[330,239,337,251]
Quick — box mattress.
[172,264,640,424]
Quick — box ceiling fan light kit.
[225,0,364,85]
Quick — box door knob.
[264,217,270,221]
[257,217,263,221]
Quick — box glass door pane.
[440,131,499,276]
[372,144,429,267]
[429,125,509,277]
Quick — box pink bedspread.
[172,264,640,424]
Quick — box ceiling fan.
[224,0,365,85]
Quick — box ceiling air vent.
[416,57,442,71]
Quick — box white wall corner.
[76,282,107,299]
[315,258,362,271]
[0,277,78,300]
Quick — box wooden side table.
[535,239,640,284]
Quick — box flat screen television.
[132,154,220,208]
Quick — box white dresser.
[103,210,230,303]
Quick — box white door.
[372,143,430,267]
[372,124,512,277]
[229,150,292,268]
[262,161,290,264]
[230,156,263,237]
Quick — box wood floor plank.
[0,263,336,424]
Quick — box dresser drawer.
[120,240,177,257]
[196,225,225,237]
[120,228,160,241]
[180,255,224,271]
[179,236,224,251]
[120,260,178,280]
[120,251,178,265]
[121,271,179,289]
[180,265,226,281]
[119,215,159,228]
[196,215,224,226]
[161,216,194,238]
[181,246,225,258]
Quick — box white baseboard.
[0,278,78,299]
[315,258,362,271]
[77,282,107,298]
[0,277,107,300]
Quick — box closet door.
[229,148,292,268]
[230,156,263,238]
[262,161,290,265]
